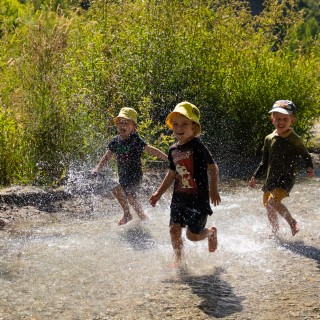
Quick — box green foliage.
[28,0,79,12]
[137,97,173,153]
[0,0,24,37]
[3,7,75,184]
[0,110,18,185]
[0,0,320,186]
[287,0,320,54]
[298,0,320,23]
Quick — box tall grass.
[0,0,320,186]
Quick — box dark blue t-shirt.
[108,133,146,187]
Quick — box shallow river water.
[0,174,319,320]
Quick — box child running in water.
[92,107,167,225]
[149,101,221,268]
[249,100,315,237]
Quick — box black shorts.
[170,203,208,234]
[121,181,141,197]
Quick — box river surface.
[0,174,319,320]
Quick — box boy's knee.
[186,229,198,241]
[170,224,182,236]
[266,197,276,207]
[111,188,117,197]
[266,198,280,213]
[112,184,121,194]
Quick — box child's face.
[271,112,295,135]
[116,117,136,139]
[171,114,196,145]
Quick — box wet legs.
[266,203,280,236]
[127,194,148,221]
[170,224,184,268]
[169,224,218,268]
[112,185,148,225]
[186,226,218,252]
[266,199,299,236]
[112,185,132,225]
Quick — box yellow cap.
[114,107,138,125]
[166,101,201,135]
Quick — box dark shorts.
[170,204,208,234]
[121,181,141,197]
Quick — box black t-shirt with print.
[168,137,215,215]
[108,133,146,187]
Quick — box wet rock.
[0,186,71,207]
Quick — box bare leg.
[269,199,300,236]
[266,202,280,236]
[170,224,184,268]
[127,194,148,221]
[186,226,217,252]
[112,185,132,225]
[208,227,218,252]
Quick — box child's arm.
[208,163,221,206]
[144,145,168,161]
[91,150,113,173]
[149,169,175,207]
[249,138,269,188]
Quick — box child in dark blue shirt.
[92,107,167,225]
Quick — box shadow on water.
[120,225,155,251]
[278,239,320,270]
[166,267,245,318]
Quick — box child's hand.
[90,168,98,177]
[249,177,256,188]
[149,193,160,207]
[210,190,221,206]
[307,167,315,178]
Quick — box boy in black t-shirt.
[92,107,167,225]
[149,101,221,268]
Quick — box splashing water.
[0,175,319,319]
[65,163,117,197]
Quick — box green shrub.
[0,110,18,185]
[0,0,319,185]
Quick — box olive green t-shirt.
[253,129,313,194]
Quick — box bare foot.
[169,261,182,269]
[290,220,300,236]
[139,213,149,221]
[268,227,280,239]
[208,227,218,252]
[268,232,280,239]
[118,215,133,226]
[169,258,186,270]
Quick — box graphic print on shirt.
[116,143,131,163]
[172,149,198,194]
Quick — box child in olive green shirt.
[249,100,315,237]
